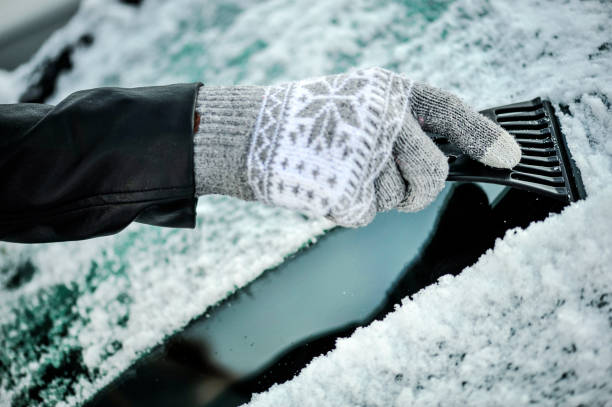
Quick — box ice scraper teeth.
[430,98,587,203]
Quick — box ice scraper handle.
[430,133,516,183]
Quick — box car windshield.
[86,183,570,406]
[1,1,610,406]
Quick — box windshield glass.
[1,0,610,406]
[85,182,569,406]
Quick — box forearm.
[0,67,518,243]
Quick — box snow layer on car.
[0,198,331,406]
[0,0,610,406]
[247,193,612,406]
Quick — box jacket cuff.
[135,82,202,229]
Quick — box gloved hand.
[194,67,520,227]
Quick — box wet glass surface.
[87,183,566,407]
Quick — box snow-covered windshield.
[1,0,611,406]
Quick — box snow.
[247,191,612,406]
[1,0,611,405]
[0,198,331,406]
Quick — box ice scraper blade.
[431,98,587,203]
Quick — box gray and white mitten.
[194,67,520,227]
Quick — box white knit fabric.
[247,68,416,226]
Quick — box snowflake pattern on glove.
[248,67,412,225]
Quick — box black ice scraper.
[431,98,586,203]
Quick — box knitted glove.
[194,67,520,227]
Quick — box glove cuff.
[193,85,265,200]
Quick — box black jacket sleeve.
[0,83,202,243]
